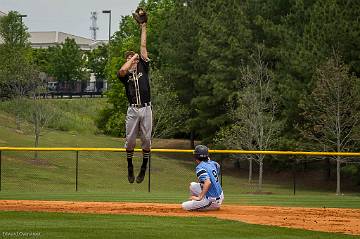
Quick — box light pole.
[102,10,111,92]
[102,10,111,43]
[19,14,27,23]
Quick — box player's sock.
[127,150,134,183]
[127,150,134,167]
[141,150,150,169]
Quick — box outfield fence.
[0,147,359,195]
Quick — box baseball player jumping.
[117,8,151,184]
[182,145,224,211]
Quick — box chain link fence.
[0,148,359,196]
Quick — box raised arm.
[140,23,148,61]
[118,53,139,77]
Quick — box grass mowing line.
[1,192,360,208]
[0,211,357,239]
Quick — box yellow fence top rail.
[0,147,360,157]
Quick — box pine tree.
[191,0,253,141]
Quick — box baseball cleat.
[136,167,146,183]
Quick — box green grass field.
[1,211,358,239]
[1,101,360,238]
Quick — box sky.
[0,0,141,40]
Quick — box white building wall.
[29,31,103,50]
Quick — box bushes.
[342,164,360,186]
[0,98,107,134]
[95,107,126,137]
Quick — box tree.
[190,0,253,142]
[302,0,360,74]
[273,0,360,149]
[0,11,39,131]
[215,49,280,191]
[299,54,360,195]
[87,44,108,82]
[151,69,189,138]
[31,48,51,75]
[48,38,88,83]
[29,86,55,159]
[158,0,201,146]
[0,10,33,98]
[0,11,29,47]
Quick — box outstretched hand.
[133,7,147,25]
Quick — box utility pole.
[90,12,99,41]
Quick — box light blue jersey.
[195,159,223,198]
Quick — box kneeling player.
[182,145,224,211]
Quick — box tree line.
[102,0,360,144]
[102,0,360,193]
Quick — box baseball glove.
[132,7,147,24]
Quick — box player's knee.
[189,182,198,190]
[125,140,136,151]
[141,139,151,150]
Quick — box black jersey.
[117,57,150,105]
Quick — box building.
[29,31,107,51]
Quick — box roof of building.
[29,31,107,50]
[30,31,94,45]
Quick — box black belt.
[130,102,151,108]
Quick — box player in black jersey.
[117,17,152,184]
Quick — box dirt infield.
[0,200,359,235]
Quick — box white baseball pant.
[125,105,152,151]
[182,182,224,211]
